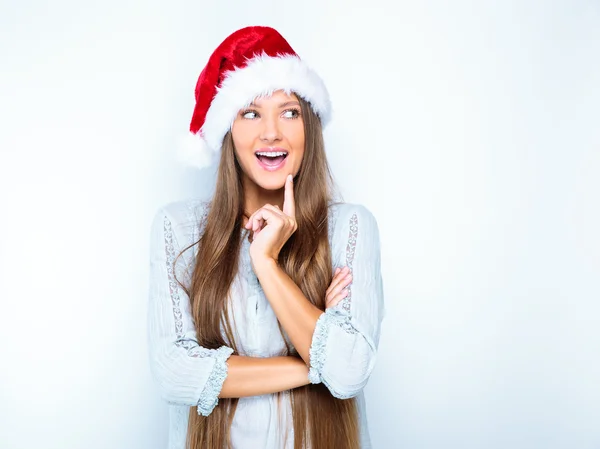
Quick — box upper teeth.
[256,151,287,157]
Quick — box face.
[231,90,305,191]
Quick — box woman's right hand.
[325,266,353,309]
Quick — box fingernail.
[288,174,293,183]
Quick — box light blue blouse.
[147,199,385,448]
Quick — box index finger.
[283,173,295,218]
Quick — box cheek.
[293,137,305,163]
[233,145,253,170]
[231,122,254,147]
[291,125,305,149]
[231,131,254,161]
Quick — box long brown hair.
[176,95,359,448]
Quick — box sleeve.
[307,204,385,399]
[147,205,234,416]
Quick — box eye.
[282,108,301,119]
[241,109,258,119]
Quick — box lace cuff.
[196,345,235,416]
[308,311,352,384]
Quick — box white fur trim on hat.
[202,52,332,153]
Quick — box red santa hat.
[179,26,332,169]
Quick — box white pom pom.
[176,132,216,169]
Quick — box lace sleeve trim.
[339,212,358,313]
[308,311,334,384]
[163,215,187,339]
[327,211,359,333]
[196,345,234,416]
[163,211,232,415]
[308,211,360,385]
[307,310,358,393]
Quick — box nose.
[259,112,282,143]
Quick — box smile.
[255,149,288,171]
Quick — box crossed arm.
[148,203,383,416]
[219,262,352,398]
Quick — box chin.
[249,172,286,190]
[256,178,286,191]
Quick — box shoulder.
[157,198,210,224]
[327,202,381,263]
[328,201,379,230]
[328,201,380,243]
[151,198,211,243]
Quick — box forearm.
[220,355,310,398]
[253,258,323,364]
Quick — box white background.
[1,1,599,448]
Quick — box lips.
[255,148,289,171]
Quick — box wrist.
[253,256,280,277]
[288,356,310,386]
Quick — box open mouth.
[255,150,288,168]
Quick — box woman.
[148,26,385,449]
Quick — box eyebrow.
[249,100,300,108]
